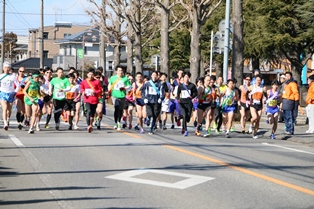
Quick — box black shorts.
[64,99,76,112]
[112,97,125,111]
[44,95,52,103]
[124,100,135,110]
[146,103,161,119]
[240,102,250,111]
[197,103,212,111]
[85,103,97,116]
[251,103,263,111]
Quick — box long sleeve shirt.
[141,80,165,104]
[176,82,198,104]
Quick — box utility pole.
[223,0,231,84]
[1,0,5,73]
[99,0,106,75]
[39,0,44,69]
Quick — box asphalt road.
[1,106,314,209]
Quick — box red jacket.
[80,79,102,104]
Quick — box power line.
[1,11,88,16]
[6,1,33,28]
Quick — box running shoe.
[114,124,118,129]
[3,125,8,131]
[146,118,151,126]
[230,127,234,132]
[199,125,203,131]
[177,119,181,127]
[148,131,153,135]
[170,124,175,129]
[28,128,34,134]
[212,123,217,129]
[18,124,23,130]
[140,128,145,134]
[45,124,49,129]
[248,126,253,134]
[203,133,210,138]
[306,129,314,134]
[183,131,188,137]
[36,124,41,131]
[226,132,231,138]
[162,125,167,130]
[253,135,258,139]
[194,120,197,127]
[195,130,201,136]
[87,125,93,133]
[128,124,132,129]
[74,125,79,130]
[122,123,127,129]
[215,129,221,134]
[55,123,60,130]
[270,134,276,139]
[117,123,121,131]
[134,125,140,130]
[241,129,245,134]
[68,126,73,130]
[181,128,185,134]
[97,125,101,130]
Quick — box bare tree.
[232,0,244,85]
[179,0,223,83]
[153,0,188,77]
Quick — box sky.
[1,0,100,36]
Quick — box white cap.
[280,75,286,79]
[3,62,11,67]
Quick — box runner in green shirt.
[23,70,41,134]
[49,67,71,130]
[108,65,131,130]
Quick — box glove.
[158,98,162,104]
[144,99,148,104]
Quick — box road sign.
[77,48,84,59]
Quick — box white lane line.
[9,134,25,147]
[262,143,314,155]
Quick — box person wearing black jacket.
[141,71,165,135]
[176,72,198,136]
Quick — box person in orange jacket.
[305,74,314,134]
[281,72,300,135]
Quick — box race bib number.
[28,89,39,98]
[181,90,190,98]
[226,99,233,106]
[85,89,93,96]
[1,80,12,91]
[268,100,277,107]
[253,99,261,104]
[56,92,65,99]
[114,81,124,90]
[66,92,75,100]
[148,87,157,95]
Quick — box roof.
[12,58,53,69]
[55,28,115,45]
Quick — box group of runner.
[0,62,284,138]
[0,62,107,133]
[109,67,283,139]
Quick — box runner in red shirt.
[80,68,102,133]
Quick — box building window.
[43,50,49,58]
[43,32,49,39]
[64,33,71,38]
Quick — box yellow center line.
[103,121,314,196]
[164,145,314,197]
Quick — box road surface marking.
[262,143,314,155]
[106,169,214,189]
[164,145,314,196]
[9,134,25,147]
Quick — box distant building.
[52,28,126,72]
[13,35,28,62]
[28,23,91,59]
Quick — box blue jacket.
[141,80,165,104]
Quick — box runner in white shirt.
[0,62,19,130]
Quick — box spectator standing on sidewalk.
[305,74,314,133]
[281,72,300,135]
[278,74,286,122]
